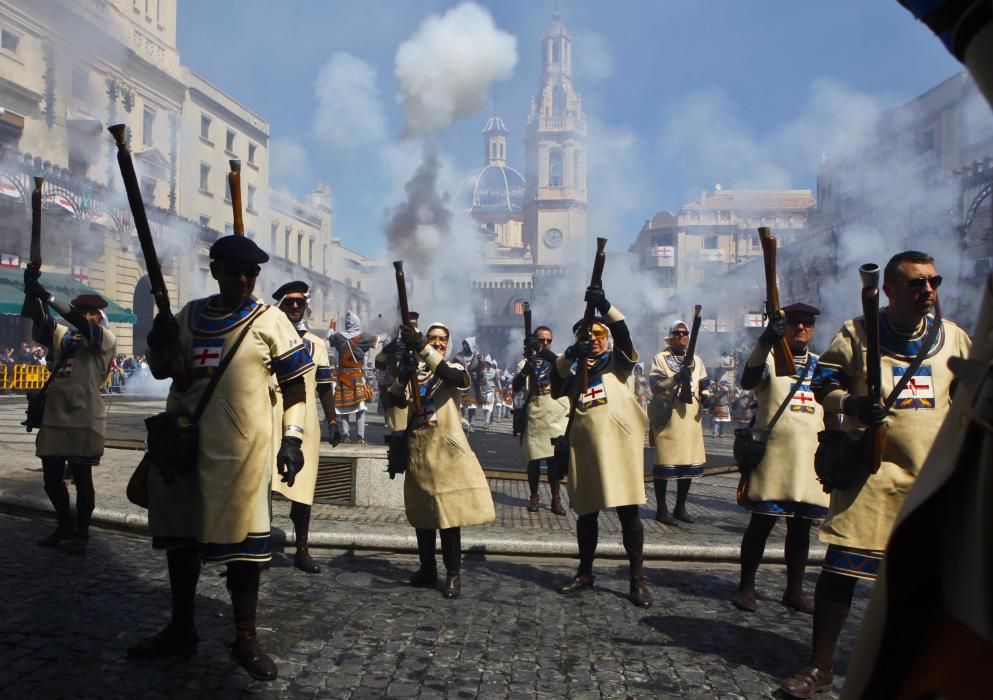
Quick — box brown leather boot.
[733,589,757,612]
[780,666,833,698]
[290,502,320,573]
[526,494,540,512]
[558,573,594,594]
[294,549,320,574]
[629,576,653,608]
[228,562,277,681]
[442,572,461,599]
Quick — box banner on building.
[698,248,726,263]
[744,313,764,328]
[1,253,19,268]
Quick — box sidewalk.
[0,396,823,563]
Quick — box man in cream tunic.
[392,321,495,600]
[22,270,116,554]
[734,302,828,615]
[513,324,570,515]
[271,281,341,574]
[548,287,652,608]
[649,321,711,525]
[781,251,971,699]
[130,236,312,682]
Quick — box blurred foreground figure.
[781,252,971,698]
[129,236,312,681]
[839,5,993,698]
[271,281,341,574]
[23,269,116,554]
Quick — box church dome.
[456,164,526,220]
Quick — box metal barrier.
[8,364,50,390]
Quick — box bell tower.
[524,11,588,267]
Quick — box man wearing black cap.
[271,280,341,573]
[734,302,827,615]
[22,267,117,554]
[129,235,313,681]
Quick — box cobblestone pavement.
[0,512,866,699]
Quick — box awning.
[0,268,138,323]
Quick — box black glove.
[23,265,50,301]
[523,334,541,356]
[564,339,593,360]
[843,395,887,426]
[147,312,180,351]
[584,285,611,315]
[399,324,425,351]
[326,423,342,447]
[397,349,419,381]
[276,435,305,487]
[759,316,787,349]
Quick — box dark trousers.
[42,457,95,538]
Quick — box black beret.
[209,235,269,264]
[71,294,108,310]
[782,302,821,318]
[272,280,309,301]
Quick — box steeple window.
[552,39,561,63]
[552,84,566,119]
[548,148,563,186]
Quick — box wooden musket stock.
[758,227,796,376]
[108,124,189,390]
[860,263,884,472]
[677,304,703,403]
[228,160,245,236]
[576,237,608,395]
[20,177,44,317]
[393,261,422,414]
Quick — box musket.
[677,304,703,403]
[575,237,608,395]
[859,263,885,472]
[108,124,189,390]
[393,261,422,415]
[20,176,43,317]
[758,227,797,376]
[228,160,245,235]
[514,302,534,437]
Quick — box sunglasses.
[221,263,261,278]
[786,316,816,326]
[537,338,553,344]
[280,298,307,308]
[903,276,942,290]
[590,328,607,340]
[671,330,689,337]
[427,334,449,342]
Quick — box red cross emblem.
[192,347,221,366]
[795,394,813,405]
[906,378,928,396]
[585,385,605,402]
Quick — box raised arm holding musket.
[648,311,711,526]
[550,271,653,609]
[780,250,971,699]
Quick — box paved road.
[0,512,866,699]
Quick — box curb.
[0,489,826,565]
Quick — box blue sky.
[177,1,960,257]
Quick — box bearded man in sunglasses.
[648,321,711,525]
[270,281,342,574]
[130,235,314,681]
[781,250,972,699]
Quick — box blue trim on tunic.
[653,464,704,480]
[272,344,314,383]
[315,366,335,384]
[741,498,827,520]
[153,532,272,562]
[189,297,266,336]
[822,544,883,581]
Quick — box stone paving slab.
[0,512,864,699]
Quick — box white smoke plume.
[312,52,388,150]
[394,2,518,138]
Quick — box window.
[551,39,561,63]
[199,162,210,192]
[548,148,563,186]
[1,29,19,54]
[490,142,497,159]
[552,84,566,119]
[225,129,235,153]
[72,69,88,100]
[200,114,211,140]
[246,185,256,211]
[198,215,210,229]
[271,222,278,253]
[141,176,156,201]
[705,235,720,248]
[248,142,256,165]
[142,108,155,147]
[921,127,935,152]
[68,154,88,177]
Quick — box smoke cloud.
[394,2,517,137]
[312,52,388,150]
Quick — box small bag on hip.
[127,453,152,508]
[733,426,770,474]
[551,433,570,481]
[22,390,46,432]
[814,430,868,492]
